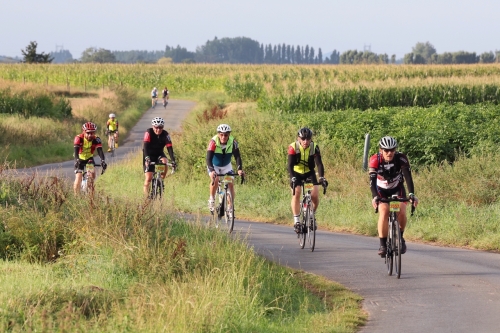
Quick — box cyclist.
[288,127,327,233]
[162,86,169,107]
[105,113,119,152]
[206,124,244,213]
[369,136,419,256]
[73,122,107,194]
[151,87,158,108]
[143,117,177,197]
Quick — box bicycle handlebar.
[292,180,328,196]
[211,172,245,186]
[374,197,415,216]
[146,161,176,174]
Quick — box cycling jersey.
[74,134,103,160]
[151,89,158,98]
[206,135,242,172]
[368,152,414,197]
[162,89,169,98]
[106,119,118,132]
[287,141,324,177]
[143,128,175,166]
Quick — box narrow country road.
[17,100,500,333]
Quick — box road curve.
[16,99,500,332]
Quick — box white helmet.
[217,124,231,133]
[379,136,397,149]
[109,113,116,118]
[152,117,165,127]
[154,87,157,90]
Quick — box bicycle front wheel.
[306,206,316,252]
[393,219,402,278]
[298,205,306,249]
[81,172,88,193]
[224,190,234,233]
[386,218,394,276]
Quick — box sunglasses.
[383,148,396,153]
[85,131,96,135]
[218,132,229,137]
[153,126,164,129]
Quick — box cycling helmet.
[217,124,231,133]
[379,136,398,149]
[82,122,97,132]
[109,113,116,118]
[151,117,165,127]
[297,127,313,140]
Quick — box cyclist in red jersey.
[142,117,177,196]
[73,122,107,194]
[368,136,418,256]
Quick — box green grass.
[0,171,365,332]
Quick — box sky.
[1,0,499,60]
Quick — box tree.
[80,47,116,63]
[50,49,73,63]
[21,41,53,63]
[391,54,396,64]
[412,41,437,63]
[318,48,323,64]
[479,52,495,63]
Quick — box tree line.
[18,39,500,65]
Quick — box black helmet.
[297,127,313,140]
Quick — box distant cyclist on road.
[369,136,419,256]
[143,117,177,196]
[288,127,327,233]
[206,124,244,213]
[162,86,169,108]
[151,87,158,108]
[73,122,107,194]
[105,113,119,152]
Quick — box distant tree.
[391,54,396,64]
[403,52,414,64]
[157,57,173,64]
[310,47,315,64]
[21,41,53,63]
[195,36,261,63]
[412,41,437,63]
[304,45,310,63]
[413,54,426,64]
[81,47,116,63]
[452,51,478,64]
[436,52,453,64]
[295,45,302,64]
[287,45,291,64]
[479,52,495,63]
[318,48,323,64]
[282,43,286,63]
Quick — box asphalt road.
[16,99,500,332]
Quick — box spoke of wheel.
[395,220,402,278]
[308,205,315,252]
[225,190,234,233]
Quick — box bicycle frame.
[298,182,316,251]
[146,160,175,200]
[210,172,244,233]
[376,195,414,279]
[81,162,103,194]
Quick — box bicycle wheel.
[394,219,402,279]
[110,136,115,157]
[81,172,88,193]
[223,190,234,233]
[150,176,161,199]
[306,205,316,252]
[215,192,225,229]
[386,217,394,276]
[298,204,306,249]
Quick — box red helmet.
[82,122,97,132]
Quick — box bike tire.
[81,172,88,193]
[224,190,234,233]
[215,192,225,229]
[394,219,402,279]
[386,216,394,276]
[111,136,115,157]
[298,203,306,249]
[307,205,316,252]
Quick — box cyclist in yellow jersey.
[73,122,107,194]
[287,127,328,233]
[106,113,119,152]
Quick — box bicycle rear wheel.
[224,190,234,233]
[394,219,402,278]
[306,206,316,252]
[150,176,162,200]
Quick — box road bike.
[162,97,168,109]
[376,195,414,279]
[81,161,105,194]
[145,159,175,200]
[210,172,244,233]
[293,180,327,252]
[152,96,158,108]
[106,130,117,157]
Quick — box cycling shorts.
[144,154,167,173]
[76,157,95,173]
[207,164,233,176]
[290,171,319,189]
[376,183,407,200]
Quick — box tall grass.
[0,168,365,332]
